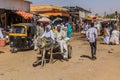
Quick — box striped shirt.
[86,27,98,42]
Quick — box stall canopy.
[86,15,97,21]
[16,10,33,20]
[30,5,70,17]
[103,18,118,21]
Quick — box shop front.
[0,9,33,31]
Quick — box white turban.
[46,25,51,30]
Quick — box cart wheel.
[68,45,72,59]
[10,47,17,53]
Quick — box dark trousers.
[90,41,97,57]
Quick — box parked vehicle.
[9,23,36,53]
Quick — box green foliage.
[104,13,116,18]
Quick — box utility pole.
[118,14,120,31]
[115,11,119,31]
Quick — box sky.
[29,0,120,16]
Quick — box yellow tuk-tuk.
[9,23,36,53]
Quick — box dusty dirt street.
[0,33,120,80]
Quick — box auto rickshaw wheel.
[68,45,72,59]
[10,47,17,53]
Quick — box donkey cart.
[33,38,72,67]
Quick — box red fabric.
[0,39,5,47]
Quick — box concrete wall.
[0,0,31,12]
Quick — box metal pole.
[118,14,120,31]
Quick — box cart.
[33,37,72,67]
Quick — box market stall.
[30,5,70,22]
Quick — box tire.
[68,45,72,59]
[10,47,17,53]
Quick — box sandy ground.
[0,33,120,80]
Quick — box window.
[11,26,25,34]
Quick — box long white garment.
[0,28,3,38]
[34,25,44,50]
[104,36,110,44]
[86,27,98,42]
[84,24,89,31]
[61,24,65,30]
[103,28,110,44]
[96,23,101,35]
[56,30,68,58]
[110,30,119,45]
[36,25,44,37]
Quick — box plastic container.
[0,39,6,47]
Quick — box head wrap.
[46,25,51,30]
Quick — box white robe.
[110,30,119,45]
[56,30,68,58]
[104,29,110,44]
[0,28,3,38]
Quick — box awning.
[44,12,70,17]
[16,10,33,20]
[86,15,97,21]
[31,5,69,12]
[30,5,70,17]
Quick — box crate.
[0,39,6,47]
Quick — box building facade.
[0,0,32,30]
[64,6,91,19]
[0,0,31,12]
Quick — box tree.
[103,13,116,18]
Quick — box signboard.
[79,11,85,18]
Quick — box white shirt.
[36,25,44,36]
[86,27,98,42]
[96,23,101,30]
[84,24,89,31]
[61,24,65,30]
[56,30,66,41]
[41,30,55,41]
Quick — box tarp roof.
[30,5,70,17]
[30,5,69,12]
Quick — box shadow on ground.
[32,53,64,67]
[80,55,92,60]
[0,51,5,54]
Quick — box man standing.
[0,27,3,38]
[67,23,72,39]
[103,26,110,45]
[86,23,98,60]
[34,23,44,51]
